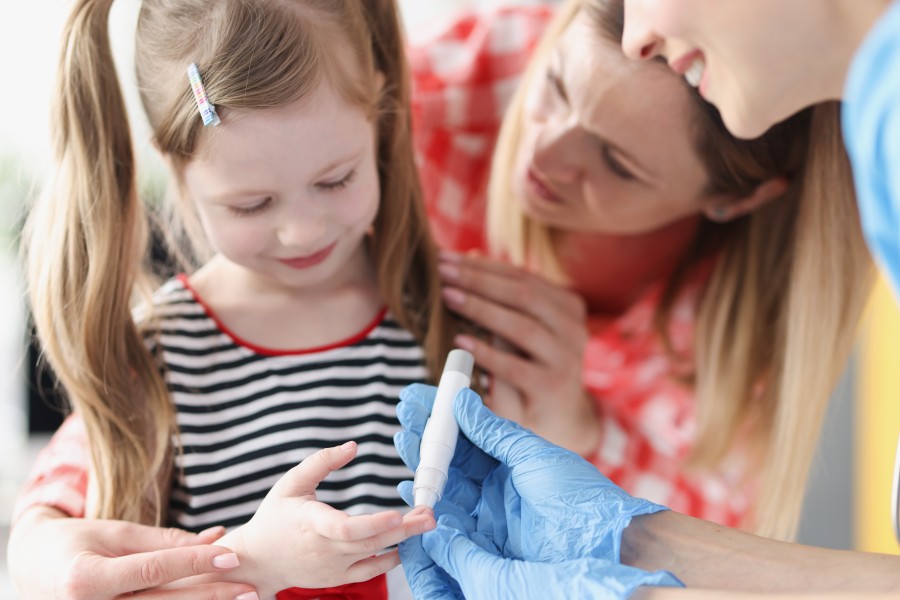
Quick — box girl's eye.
[602,146,636,181]
[318,169,356,191]
[227,197,272,216]
[546,67,568,103]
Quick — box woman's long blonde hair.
[24,0,457,525]
[487,0,873,540]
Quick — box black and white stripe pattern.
[147,278,427,532]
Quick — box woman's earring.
[710,206,730,222]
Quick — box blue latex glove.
[395,383,670,563]
[423,514,682,600]
[394,384,681,599]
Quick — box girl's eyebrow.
[204,148,368,200]
[311,148,365,180]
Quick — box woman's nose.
[533,122,582,183]
[621,0,665,61]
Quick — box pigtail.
[24,0,174,523]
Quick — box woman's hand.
[219,441,436,597]
[437,251,600,456]
[7,505,256,600]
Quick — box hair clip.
[187,63,221,127]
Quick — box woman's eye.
[602,146,636,181]
[318,169,356,191]
[545,67,568,103]
[227,197,272,216]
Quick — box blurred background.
[1,0,897,596]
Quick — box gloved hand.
[423,514,682,600]
[394,383,670,564]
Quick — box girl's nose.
[277,208,327,249]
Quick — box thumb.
[454,388,556,470]
[270,441,358,498]
[422,516,505,600]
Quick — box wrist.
[216,525,280,599]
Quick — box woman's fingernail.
[439,249,462,262]
[235,593,260,600]
[213,552,240,569]
[442,287,466,305]
[438,262,460,281]
[454,334,475,352]
[341,440,356,451]
[198,525,226,539]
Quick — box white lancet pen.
[413,349,475,508]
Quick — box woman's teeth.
[685,58,705,88]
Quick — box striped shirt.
[153,275,425,532]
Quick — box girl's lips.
[526,168,563,204]
[278,242,337,269]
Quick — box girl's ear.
[703,176,790,222]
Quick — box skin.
[7,508,256,600]
[620,0,892,137]
[624,510,900,595]
[440,9,781,456]
[182,83,383,350]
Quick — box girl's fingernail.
[341,440,356,451]
[235,593,260,600]
[454,334,475,351]
[213,552,240,569]
[442,287,466,305]
[438,262,460,281]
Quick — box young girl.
[14,0,455,597]
[409,0,873,540]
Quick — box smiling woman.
[411,0,873,541]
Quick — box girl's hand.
[220,442,436,596]
[7,505,256,600]
[438,251,601,457]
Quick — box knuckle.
[190,551,209,575]
[361,535,382,553]
[139,557,167,587]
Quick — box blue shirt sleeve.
[842,0,900,298]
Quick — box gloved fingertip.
[397,480,415,506]
[400,383,436,404]
[436,513,464,531]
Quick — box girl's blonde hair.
[488,0,873,540]
[25,0,457,525]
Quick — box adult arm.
[395,385,900,597]
[623,510,900,593]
